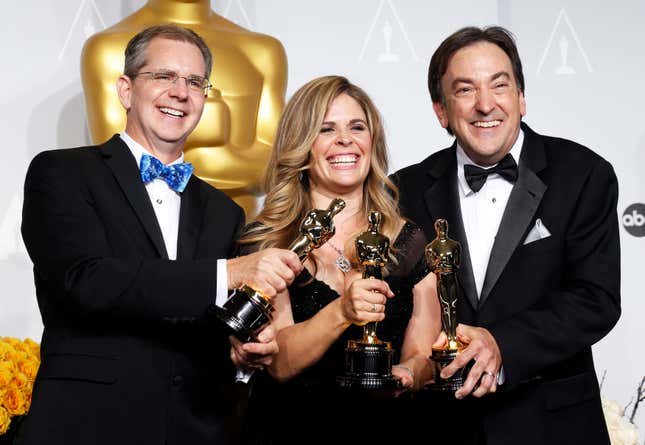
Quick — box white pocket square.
[523,218,551,245]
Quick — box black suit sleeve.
[21,150,244,324]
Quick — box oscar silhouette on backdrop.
[81,0,288,218]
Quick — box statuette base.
[427,348,468,391]
[211,285,272,343]
[337,340,399,391]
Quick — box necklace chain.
[327,240,352,273]
[327,240,344,255]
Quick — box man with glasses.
[20,24,302,445]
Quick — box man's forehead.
[444,43,514,79]
[141,38,205,71]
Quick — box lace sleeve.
[388,221,431,286]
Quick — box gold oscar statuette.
[337,211,398,391]
[80,0,288,219]
[426,218,467,391]
[212,199,346,342]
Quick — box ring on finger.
[483,370,496,379]
[371,303,377,312]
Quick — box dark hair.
[123,24,212,79]
[428,25,525,105]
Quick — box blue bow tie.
[139,154,194,193]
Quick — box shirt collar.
[456,128,524,196]
[119,132,185,167]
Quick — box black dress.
[241,222,430,445]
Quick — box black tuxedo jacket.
[393,123,620,445]
[21,136,245,445]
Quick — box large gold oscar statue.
[80,0,288,218]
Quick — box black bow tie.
[464,153,518,193]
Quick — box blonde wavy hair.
[238,75,401,254]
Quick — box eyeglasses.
[134,70,212,95]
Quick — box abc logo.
[623,203,645,237]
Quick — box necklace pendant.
[335,255,352,273]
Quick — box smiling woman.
[236,75,441,444]
[308,93,373,200]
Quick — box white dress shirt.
[120,133,248,380]
[457,130,524,385]
[456,131,524,386]
[456,130,524,298]
[119,133,229,304]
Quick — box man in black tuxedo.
[21,25,302,445]
[393,26,620,444]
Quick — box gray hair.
[123,24,212,79]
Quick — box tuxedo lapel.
[479,124,548,305]
[424,147,479,310]
[177,176,204,260]
[101,136,168,258]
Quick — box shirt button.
[172,375,184,386]
[492,197,497,203]
[156,198,163,204]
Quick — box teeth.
[328,154,358,165]
[160,107,184,117]
[473,120,500,128]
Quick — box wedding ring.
[371,303,377,312]
[483,370,496,379]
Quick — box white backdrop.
[1,1,643,439]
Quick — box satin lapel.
[177,176,203,260]
[101,136,168,258]
[479,124,548,306]
[424,147,479,310]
